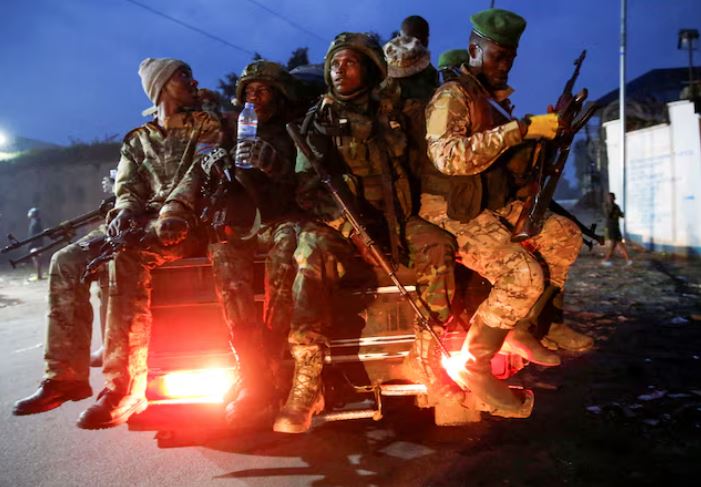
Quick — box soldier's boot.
[13,379,92,416]
[457,317,533,418]
[76,388,148,430]
[224,332,276,428]
[273,344,325,434]
[539,291,594,352]
[403,328,465,405]
[501,319,561,367]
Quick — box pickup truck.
[126,256,527,446]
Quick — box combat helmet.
[236,60,298,103]
[323,32,387,88]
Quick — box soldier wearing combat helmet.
[207,60,302,427]
[422,8,591,418]
[276,32,459,434]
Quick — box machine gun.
[287,122,456,366]
[511,51,601,243]
[1,196,115,268]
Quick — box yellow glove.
[523,113,560,140]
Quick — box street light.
[678,28,699,99]
[0,131,8,147]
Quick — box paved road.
[1,247,700,486]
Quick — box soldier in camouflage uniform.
[273,32,458,434]
[422,8,591,418]
[437,49,470,84]
[207,61,302,426]
[76,58,221,429]
[12,226,107,416]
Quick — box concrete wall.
[0,144,119,265]
[604,100,701,256]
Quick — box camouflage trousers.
[289,216,457,346]
[420,194,582,330]
[208,220,299,350]
[44,227,108,382]
[102,222,204,397]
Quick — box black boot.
[224,331,275,428]
[457,318,533,418]
[76,388,147,430]
[13,379,92,416]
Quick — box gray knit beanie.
[138,57,189,104]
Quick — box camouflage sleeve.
[112,138,150,216]
[162,113,222,218]
[425,83,523,176]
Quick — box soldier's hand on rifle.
[521,113,560,140]
[234,138,277,174]
[108,209,135,237]
[155,216,189,246]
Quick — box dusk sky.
[1,0,699,146]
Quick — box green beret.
[470,8,526,47]
[438,49,469,70]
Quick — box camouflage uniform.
[422,66,582,330]
[209,61,302,358]
[43,226,107,382]
[273,33,456,433]
[103,111,219,397]
[291,34,456,348]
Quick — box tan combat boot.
[273,344,325,434]
[456,317,533,418]
[540,292,594,352]
[502,319,561,366]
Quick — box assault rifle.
[511,51,600,243]
[1,196,115,268]
[287,123,455,363]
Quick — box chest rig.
[302,93,411,263]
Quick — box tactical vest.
[306,94,413,221]
[421,72,515,223]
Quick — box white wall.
[604,100,701,255]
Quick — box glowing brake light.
[441,350,474,389]
[160,368,237,403]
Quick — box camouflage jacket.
[295,92,412,239]
[424,66,525,222]
[112,111,221,221]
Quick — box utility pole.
[619,0,627,237]
[490,1,496,8]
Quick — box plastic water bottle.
[235,102,257,169]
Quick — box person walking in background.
[27,207,44,280]
[601,192,632,266]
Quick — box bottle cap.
[244,102,255,109]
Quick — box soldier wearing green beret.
[437,49,470,83]
[422,8,591,418]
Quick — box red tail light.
[157,368,237,403]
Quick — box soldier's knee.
[510,250,545,297]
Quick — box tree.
[217,72,239,109]
[287,47,309,71]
